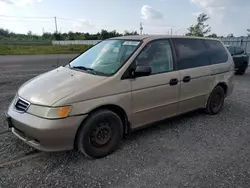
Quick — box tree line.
[0,29,138,41]
[1,13,250,41]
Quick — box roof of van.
[111,35,220,41]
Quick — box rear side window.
[204,40,228,64]
[173,38,210,70]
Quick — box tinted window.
[204,40,228,64]
[173,38,209,70]
[136,40,173,74]
[234,47,244,55]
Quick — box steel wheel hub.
[212,93,222,109]
[90,123,112,147]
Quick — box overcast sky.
[0,0,249,36]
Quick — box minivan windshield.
[69,39,141,76]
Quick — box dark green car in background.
[226,45,249,75]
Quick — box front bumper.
[7,102,87,152]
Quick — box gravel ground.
[0,55,250,188]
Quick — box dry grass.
[0,44,92,55]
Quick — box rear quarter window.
[204,40,228,64]
[172,38,210,70]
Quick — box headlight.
[27,105,71,119]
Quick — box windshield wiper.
[71,66,94,71]
[71,66,106,76]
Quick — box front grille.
[15,98,30,112]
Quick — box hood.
[18,66,106,106]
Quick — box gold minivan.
[6,36,235,158]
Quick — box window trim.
[121,38,177,80]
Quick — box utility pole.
[140,22,143,35]
[54,17,59,68]
[171,28,173,36]
[54,17,58,33]
[42,27,45,40]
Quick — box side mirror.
[134,65,151,77]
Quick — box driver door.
[131,40,180,128]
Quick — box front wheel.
[205,86,225,115]
[76,109,123,158]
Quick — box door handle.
[183,76,191,83]
[169,78,179,86]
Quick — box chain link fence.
[52,37,250,52]
[219,37,250,53]
[52,40,101,45]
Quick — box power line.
[0,15,135,25]
[0,14,185,34]
[57,17,77,21]
[0,14,53,19]
[0,18,53,22]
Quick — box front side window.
[135,40,174,74]
[69,40,141,75]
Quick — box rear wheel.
[76,109,123,158]
[236,69,246,75]
[205,86,225,115]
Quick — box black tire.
[236,69,246,75]
[205,86,225,115]
[76,109,123,158]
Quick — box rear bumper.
[7,102,87,152]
